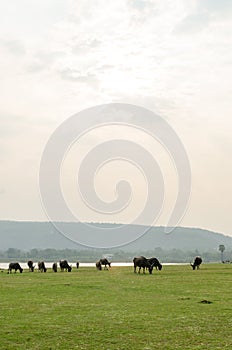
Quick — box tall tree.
[219,244,225,262]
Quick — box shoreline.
[0,262,189,269]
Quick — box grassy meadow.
[1,264,232,349]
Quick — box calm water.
[0,262,187,270]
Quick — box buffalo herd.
[6,256,203,274]
[133,256,163,274]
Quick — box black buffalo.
[133,256,153,274]
[59,260,72,272]
[191,256,202,270]
[147,257,162,271]
[38,261,47,272]
[27,260,35,272]
[8,262,23,274]
[99,258,111,269]
[96,260,102,270]
[52,262,57,272]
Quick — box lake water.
[0,262,187,270]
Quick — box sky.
[0,0,231,236]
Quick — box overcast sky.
[0,0,231,236]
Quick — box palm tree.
[219,244,225,263]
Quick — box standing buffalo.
[96,260,102,270]
[38,261,47,272]
[8,262,23,274]
[191,256,202,270]
[133,256,153,274]
[52,262,57,272]
[27,260,35,272]
[99,258,111,269]
[59,260,72,272]
[147,257,162,271]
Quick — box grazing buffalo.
[8,262,23,274]
[76,262,79,269]
[52,262,57,272]
[27,260,35,272]
[190,256,202,270]
[59,260,72,272]
[96,260,102,270]
[147,257,162,271]
[38,261,47,272]
[133,256,153,274]
[99,258,111,269]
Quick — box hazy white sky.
[0,0,231,236]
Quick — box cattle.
[147,257,162,271]
[133,256,153,274]
[27,260,35,272]
[59,260,72,272]
[52,262,57,272]
[38,261,47,272]
[99,258,111,269]
[96,260,102,270]
[76,262,79,269]
[190,256,202,270]
[8,262,23,274]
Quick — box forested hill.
[0,221,231,252]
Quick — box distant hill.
[0,221,231,252]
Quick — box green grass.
[1,264,232,349]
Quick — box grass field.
[1,264,232,350]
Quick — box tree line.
[0,247,229,263]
